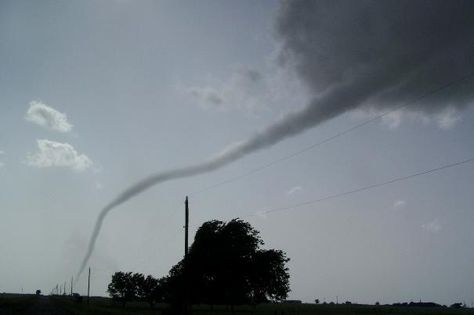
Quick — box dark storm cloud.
[276,0,474,113]
[78,0,474,277]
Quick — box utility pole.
[87,267,91,305]
[70,276,73,296]
[184,196,190,315]
[185,196,189,257]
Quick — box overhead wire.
[245,156,474,217]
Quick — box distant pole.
[184,196,190,315]
[185,196,189,257]
[64,282,66,296]
[87,267,91,305]
[70,276,73,296]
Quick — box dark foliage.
[108,272,163,308]
[137,275,163,308]
[165,218,290,305]
[108,272,136,307]
[450,303,464,309]
[108,219,290,307]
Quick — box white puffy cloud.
[435,108,461,130]
[0,150,5,168]
[187,86,225,108]
[26,139,92,172]
[182,62,309,118]
[421,218,443,234]
[287,185,303,196]
[381,110,405,129]
[393,200,406,209]
[185,68,267,113]
[25,101,73,132]
[353,107,462,130]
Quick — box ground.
[2,294,474,315]
[0,294,71,315]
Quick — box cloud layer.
[25,101,73,132]
[26,139,92,172]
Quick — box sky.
[1,0,474,305]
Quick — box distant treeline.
[392,302,466,309]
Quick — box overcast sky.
[1,0,474,305]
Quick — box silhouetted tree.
[108,272,165,308]
[136,275,163,308]
[165,219,290,305]
[130,273,146,303]
[450,303,463,309]
[108,272,136,307]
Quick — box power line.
[190,70,474,196]
[246,156,474,217]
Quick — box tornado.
[77,0,474,278]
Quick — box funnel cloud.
[78,0,474,277]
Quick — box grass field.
[2,294,474,315]
[44,296,474,315]
[0,294,37,314]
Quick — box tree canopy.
[108,218,290,306]
[167,219,290,305]
[107,271,136,306]
[108,272,163,307]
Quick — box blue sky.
[1,0,473,305]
